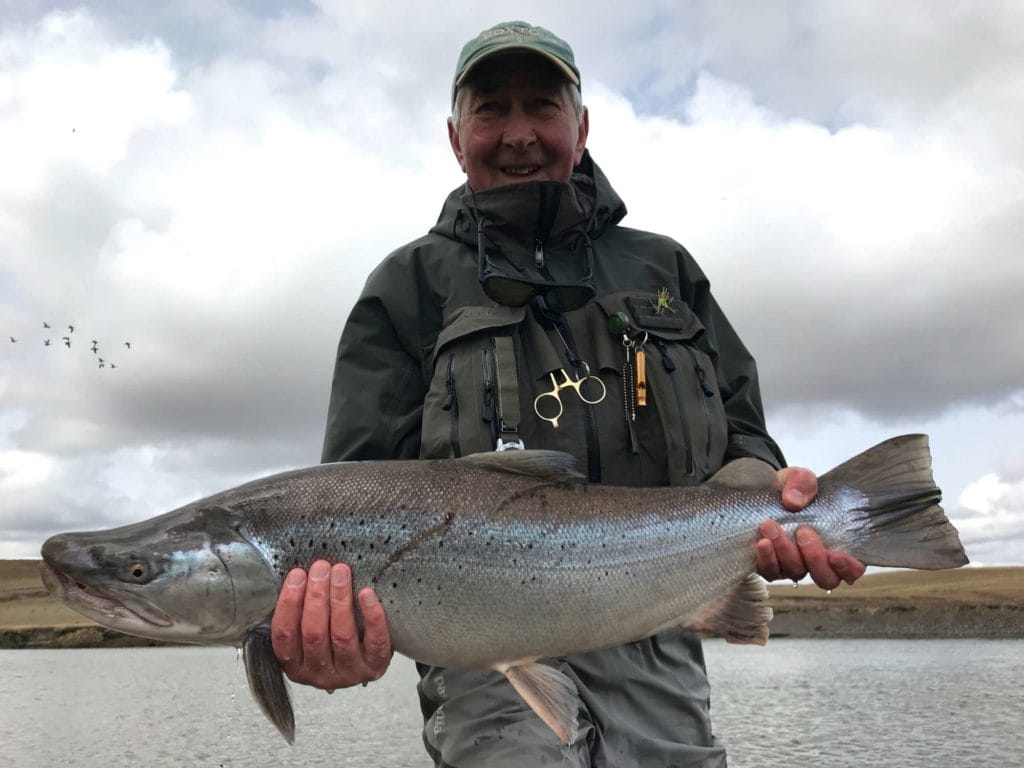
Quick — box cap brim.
[455,46,580,90]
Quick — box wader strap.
[493,335,524,451]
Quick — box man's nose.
[501,110,537,150]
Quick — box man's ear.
[574,106,590,165]
[448,118,467,172]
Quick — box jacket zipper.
[654,339,695,477]
[440,353,460,457]
[683,345,714,462]
[481,346,497,445]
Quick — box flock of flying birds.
[7,322,132,369]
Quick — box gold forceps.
[533,368,607,428]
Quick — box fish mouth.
[40,563,173,629]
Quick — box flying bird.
[62,336,71,348]
[68,325,74,334]
[44,339,51,346]
[91,343,98,353]
[124,341,132,349]
[43,322,50,329]
[9,337,16,343]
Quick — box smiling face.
[449,53,589,192]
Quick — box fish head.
[40,505,280,645]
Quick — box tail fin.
[820,434,969,569]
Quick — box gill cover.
[40,505,279,644]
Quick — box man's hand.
[755,466,866,590]
[271,560,393,690]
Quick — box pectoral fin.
[243,625,296,743]
[497,660,580,744]
[682,573,774,645]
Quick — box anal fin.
[498,661,580,744]
[682,573,774,645]
[243,624,296,743]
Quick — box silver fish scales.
[41,434,967,744]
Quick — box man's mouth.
[503,165,540,176]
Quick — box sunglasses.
[477,217,596,312]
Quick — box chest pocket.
[591,291,728,485]
[420,305,526,459]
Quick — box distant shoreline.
[3,561,1022,649]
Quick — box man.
[272,21,865,767]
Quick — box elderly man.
[272,21,865,767]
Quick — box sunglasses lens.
[544,284,595,312]
[482,276,535,307]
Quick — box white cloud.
[1,3,1022,568]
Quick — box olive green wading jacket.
[321,152,785,766]
[322,151,785,483]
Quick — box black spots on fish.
[289,537,296,548]
[321,541,328,551]
[383,535,391,545]
[391,582,398,589]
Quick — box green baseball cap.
[452,21,580,108]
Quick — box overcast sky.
[1,1,1021,568]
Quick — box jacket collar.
[430,150,627,251]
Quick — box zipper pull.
[654,338,676,372]
[534,239,544,268]
[481,348,495,421]
[441,355,456,411]
[685,346,715,396]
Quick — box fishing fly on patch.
[650,287,677,315]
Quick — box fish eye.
[125,561,149,582]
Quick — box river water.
[1,639,1021,767]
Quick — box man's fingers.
[358,588,393,678]
[328,562,361,655]
[299,560,334,671]
[776,467,818,512]
[755,525,782,581]
[271,568,307,667]
[829,551,867,585]
[763,520,807,581]
[796,527,841,590]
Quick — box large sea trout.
[41,434,967,744]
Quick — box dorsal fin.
[459,450,585,484]
[705,458,778,490]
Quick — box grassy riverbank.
[3,560,1021,648]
